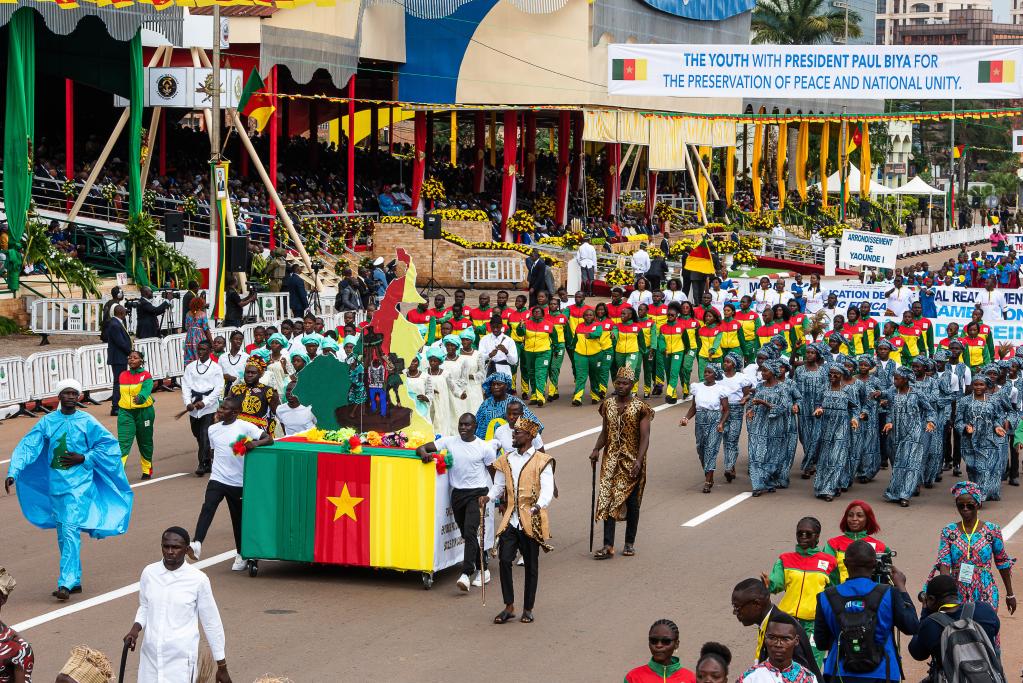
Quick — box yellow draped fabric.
[725,146,735,207]
[752,122,763,213]
[649,117,689,171]
[860,123,871,198]
[796,121,809,202]
[820,123,830,209]
[841,122,850,206]
[776,124,787,210]
[450,112,458,166]
[698,145,710,210]
[583,110,618,143]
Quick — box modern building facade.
[892,7,1023,44]
[876,0,991,44]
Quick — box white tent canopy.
[891,176,944,196]
[814,166,894,196]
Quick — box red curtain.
[555,111,570,228]
[472,112,485,193]
[411,111,427,214]
[500,111,518,241]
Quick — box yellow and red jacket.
[842,322,868,356]
[118,367,154,410]
[635,317,657,352]
[881,336,905,366]
[898,323,925,360]
[606,302,633,324]
[545,312,568,346]
[697,324,723,360]
[647,304,668,329]
[658,322,687,355]
[447,315,474,333]
[767,548,838,621]
[790,313,808,348]
[517,319,555,353]
[595,317,615,351]
[735,309,760,343]
[573,322,604,356]
[614,322,645,354]
[503,307,529,343]
[470,306,496,334]
[824,533,888,584]
[960,335,990,369]
[678,316,701,350]
[914,316,935,355]
[717,318,745,354]
[755,322,778,349]
[566,304,593,333]
[862,316,879,349]
[406,308,432,325]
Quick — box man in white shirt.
[124,526,232,683]
[631,244,651,282]
[884,275,916,317]
[977,277,1007,322]
[771,223,787,255]
[482,418,554,625]
[491,400,545,454]
[189,395,273,571]
[276,382,317,435]
[182,340,224,476]
[478,315,518,377]
[417,413,497,592]
[769,280,793,310]
[577,236,597,296]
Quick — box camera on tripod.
[247,281,262,294]
[873,549,896,585]
[311,258,325,272]
[157,289,181,300]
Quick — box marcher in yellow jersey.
[897,310,926,364]
[612,307,646,388]
[502,294,530,396]
[572,308,605,405]
[658,303,689,402]
[564,291,593,376]
[696,308,723,378]
[635,303,661,397]
[594,302,615,396]
[677,301,701,397]
[735,296,762,364]
[717,303,750,361]
[546,299,569,400]
[647,292,669,392]
[516,306,556,406]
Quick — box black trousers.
[1007,434,1020,480]
[109,363,126,407]
[944,402,962,470]
[690,278,706,306]
[602,485,641,548]
[499,526,539,610]
[190,413,214,468]
[194,480,243,550]
[451,487,489,576]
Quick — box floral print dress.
[932,520,1014,610]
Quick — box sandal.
[752,490,764,497]
[593,546,615,560]
[899,499,910,508]
[493,610,517,624]
[520,611,535,623]
[622,544,635,557]
[724,470,736,483]
[702,482,713,494]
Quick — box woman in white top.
[663,278,688,304]
[803,274,825,315]
[678,363,730,493]
[426,347,458,436]
[458,329,486,408]
[441,334,471,420]
[708,277,732,309]
[404,355,431,421]
[276,381,317,435]
[218,330,248,390]
[626,277,654,308]
[719,352,753,484]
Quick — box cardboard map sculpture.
[292,249,434,434]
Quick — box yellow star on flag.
[327,484,364,522]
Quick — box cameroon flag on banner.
[241,443,437,570]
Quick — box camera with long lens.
[873,549,896,585]
[123,298,140,310]
[311,258,325,272]
[158,290,181,300]
[247,281,262,294]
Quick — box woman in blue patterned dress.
[720,352,753,484]
[929,481,1016,625]
[854,354,883,484]
[956,375,1006,500]
[909,355,938,490]
[745,359,789,496]
[838,355,864,493]
[680,364,729,493]
[777,358,801,488]
[923,352,955,489]
[979,365,1013,501]
[882,366,936,507]
[794,344,828,479]
[812,363,859,502]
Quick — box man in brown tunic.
[590,365,653,560]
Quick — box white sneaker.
[516,555,525,566]
[472,570,491,587]
[231,555,247,571]
[456,573,471,592]
[189,541,202,560]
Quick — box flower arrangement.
[507,210,536,234]
[704,222,727,233]
[363,430,383,447]
[738,235,764,251]
[533,195,555,221]
[605,267,633,287]
[744,213,775,231]
[381,215,423,227]
[668,239,697,259]
[432,208,489,222]
[647,246,664,259]
[142,189,157,214]
[734,250,759,267]
[101,183,119,205]
[382,215,544,259]
[230,435,251,456]
[653,201,683,226]
[621,200,645,215]
[422,177,446,201]
[711,237,739,254]
[586,177,604,216]
[818,223,845,240]
[403,430,433,449]
[61,179,77,198]
[182,195,199,216]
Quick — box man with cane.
[589,366,654,560]
[417,413,498,593]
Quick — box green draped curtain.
[3,8,35,292]
[127,31,150,286]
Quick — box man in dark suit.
[731,578,822,681]
[135,287,173,339]
[106,305,132,416]
[526,249,548,307]
[283,264,310,317]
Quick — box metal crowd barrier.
[462,257,526,284]
[0,356,33,414]
[162,333,188,380]
[26,349,77,409]
[134,338,168,382]
[75,344,113,397]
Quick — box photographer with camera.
[283,264,309,317]
[814,540,919,683]
[224,276,257,328]
[134,287,175,340]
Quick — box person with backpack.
[814,540,919,683]
[908,574,1002,680]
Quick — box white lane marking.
[1002,509,1023,541]
[0,459,9,465]
[130,472,188,489]
[543,400,679,450]
[681,493,753,528]
[11,551,237,632]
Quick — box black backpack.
[825,584,889,674]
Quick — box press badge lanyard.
[958,518,980,584]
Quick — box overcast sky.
[994,0,1009,22]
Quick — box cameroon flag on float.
[241,442,436,571]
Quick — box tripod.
[419,238,449,297]
[307,264,324,315]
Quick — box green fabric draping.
[127,31,150,286]
[3,8,35,291]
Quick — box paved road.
[2,373,1022,681]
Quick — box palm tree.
[751,0,862,45]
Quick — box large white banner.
[839,230,900,269]
[820,283,1023,322]
[608,44,1023,100]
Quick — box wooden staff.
[479,499,486,607]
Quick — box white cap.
[55,378,83,395]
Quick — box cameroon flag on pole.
[683,235,716,275]
[242,444,437,570]
[238,70,276,133]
